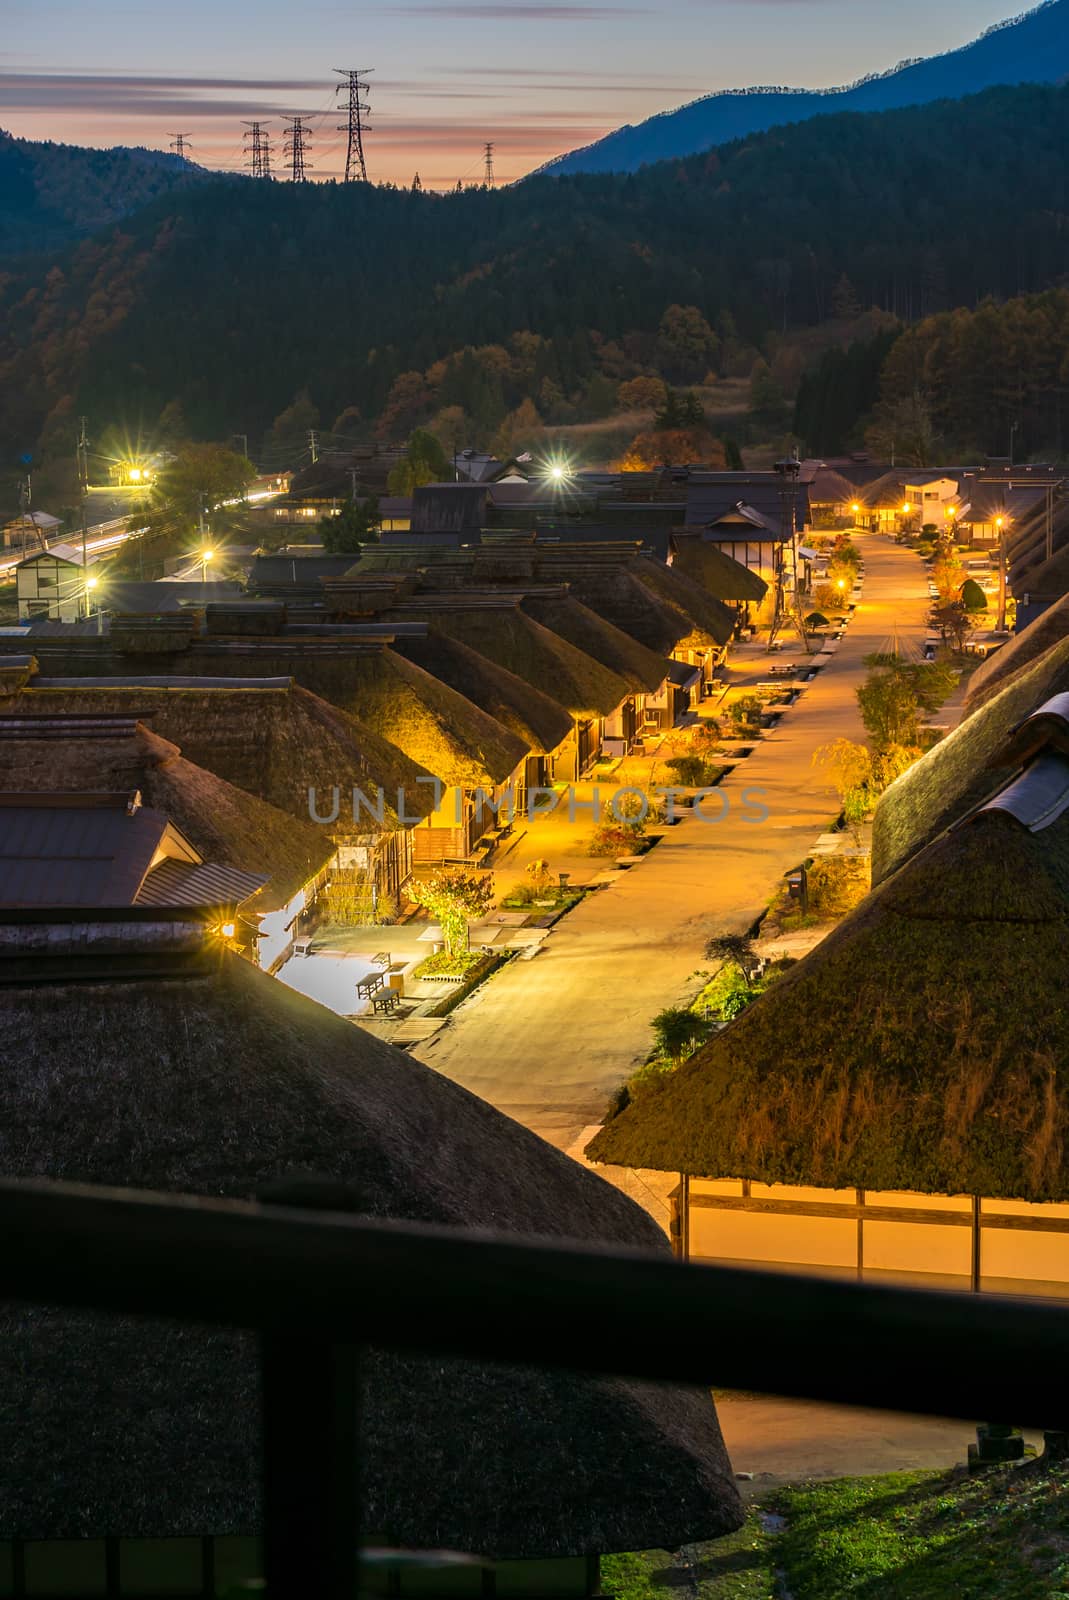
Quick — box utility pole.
[77,415,90,575]
[483,141,495,188]
[169,132,193,161]
[233,433,249,462]
[334,68,373,183]
[283,116,312,183]
[242,121,272,178]
[308,429,319,464]
[768,457,808,653]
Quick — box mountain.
[3,81,1068,494]
[0,131,215,255]
[539,0,1069,175]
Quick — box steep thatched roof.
[965,593,1069,712]
[0,717,332,914]
[632,556,735,649]
[392,599,631,719]
[0,943,741,1552]
[1,680,437,828]
[392,631,572,754]
[589,792,1069,1201]
[520,591,669,695]
[668,537,769,605]
[871,637,1069,885]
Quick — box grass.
[411,949,484,978]
[607,1463,1069,1600]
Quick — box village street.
[413,532,933,1152]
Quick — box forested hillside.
[0,132,210,255]
[4,82,1068,498]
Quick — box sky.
[3,0,1027,188]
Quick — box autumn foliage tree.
[409,869,495,962]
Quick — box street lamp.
[201,547,214,582]
[995,515,1009,633]
[85,574,103,634]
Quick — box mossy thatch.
[630,556,736,649]
[3,680,438,827]
[0,947,741,1551]
[0,719,332,914]
[965,592,1069,712]
[521,592,669,694]
[871,635,1069,884]
[394,602,631,719]
[588,806,1069,1201]
[669,537,769,605]
[392,630,573,754]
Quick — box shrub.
[729,694,765,733]
[651,1006,712,1065]
[588,820,645,856]
[807,856,871,916]
[413,949,484,978]
[665,753,723,787]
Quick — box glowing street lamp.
[995,515,1009,633]
[201,547,215,582]
[85,574,104,634]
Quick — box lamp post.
[996,515,1008,633]
[201,547,214,583]
[85,575,103,635]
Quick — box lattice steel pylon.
[334,68,373,183]
[483,141,495,188]
[283,117,312,183]
[242,121,272,179]
[168,132,193,161]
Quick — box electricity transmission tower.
[242,121,272,178]
[483,141,495,188]
[169,132,193,161]
[283,117,312,182]
[334,68,373,183]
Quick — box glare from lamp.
[129,467,142,482]
[221,922,235,939]
[837,579,846,590]
[902,502,911,514]
[201,548,215,562]
[85,576,99,590]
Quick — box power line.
[333,67,373,183]
[283,116,313,183]
[483,141,495,188]
[242,121,272,179]
[168,132,193,161]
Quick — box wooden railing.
[4,1176,1069,1598]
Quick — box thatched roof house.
[532,548,733,656]
[632,556,735,650]
[0,715,332,914]
[0,675,438,829]
[964,592,1069,713]
[0,930,741,1556]
[588,752,1069,1203]
[392,631,573,755]
[668,537,769,605]
[871,638,1069,885]
[390,596,632,720]
[520,589,669,695]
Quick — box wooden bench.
[372,951,391,969]
[371,989,402,1015]
[356,972,385,1000]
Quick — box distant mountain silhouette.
[0,131,213,255]
[538,0,1069,175]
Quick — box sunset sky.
[5,1,1022,188]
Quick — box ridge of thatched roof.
[0,948,741,1551]
[520,591,669,695]
[965,593,1069,713]
[588,801,1069,1201]
[2,680,436,828]
[871,636,1069,885]
[632,556,735,648]
[392,600,631,719]
[391,631,572,754]
[668,537,769,605]
[0,718,332,914]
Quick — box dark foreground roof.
[589,767,1069,1201]
[0,949,740,1552]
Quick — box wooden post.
[971,1196,982,1293]
[856,1189,865,1281]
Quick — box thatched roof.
[964,593,1069,713]
[668,537,769,605]
[392,631,572,754]
[0,717,331,914]
[520,591,669,695]
[632,556,735,649]
[1,680,437,828]
[589,786,1069,1201]
[392,599,631,720]
[871,637,1069,885]
[0,944,741,1552]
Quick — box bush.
[412,949,484,978]
[665,754,724,787]
[729,694,765,735]
[588,821,645,856]
[807,856,870,916]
